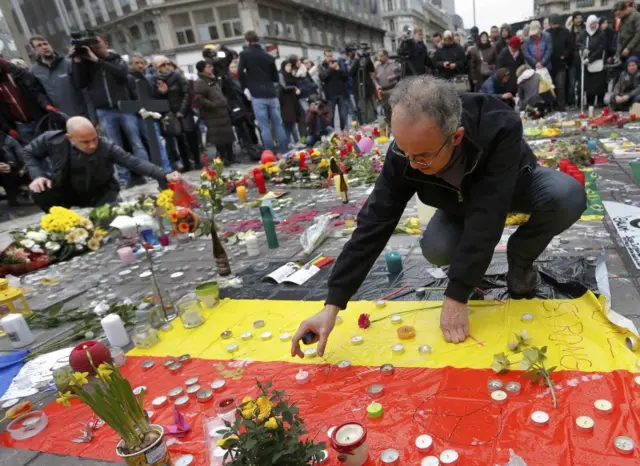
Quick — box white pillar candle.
[100,313,130,347]
[0,313,34,348]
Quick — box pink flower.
[358,313,371,329]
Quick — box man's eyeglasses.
[391,136,451,168]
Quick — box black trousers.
[32,187,120,213]
[0,171,28,203]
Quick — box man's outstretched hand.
[291,305,339,358]
[440,297,469,343]
[29,177,52,193]
[165,171,183,183]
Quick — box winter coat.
[72,52,131,110]
[349,56,376,101]
[279,68,300,124]
[23,130,165,195]
[31,53,88,118]
[433,43,467,80]
[306,103,332,135]
[618,9,640,56]
[153,71,195,133]
[397,39,432,75]
[547,26,572,72]
[602,27,617,60]
[128,70,155,101]
[220,72,254,125]
[495,23,512,56]
[325,93,539,308]
[517,70,543,107]
[337,57,354,95]
[569,23,586,67]
[237,43,279,99]
[0,60,51,134]
[497,47,525,95]
[319,63,348,99]
[193,73,234,146]
[0,132,25,168]
[614,71,640,99]
[523,32,553,70]
[294,65,318,99]
[580,29,608,96]
[471,43,497,85]
[479,74,508,98]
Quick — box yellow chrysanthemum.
[68,372,89,387]
[87,237,101,251]
[217,435,239,449]
[56,391,73,407]
[268,166,280,174]
[265,417,279,430]
[96,364,113,381]
[255,396,272,421]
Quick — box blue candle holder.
[587,139,597,151]
[385,250,403,274]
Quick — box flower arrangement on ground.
[90,195,159,229]
[57,356,170,465]
[217,380,326,465]
[196,157,238,276]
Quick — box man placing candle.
[23,116,183,212]
[292,75,586,354]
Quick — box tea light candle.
[594,399,613,414]
[142,361,155,371]
[178,354,191,364]
[380,363,394,376]
[186,384,200,396]
[168,387,184,399]
[418,345,432,354]
[375,300,386,308]
[338,360,351,369]
[119,269,131,276]
[163,359,176,368]
[170,272,184,279]
[367,384,384,397]
[490,390,507,404]
[253,320,266,329]
[576,416,594,432]
[280,332,292,341]
[260,332,273,341]
[398,326,416,340]
[175,395,190,409]
[351,335,364,345]
[197,389,213,403]
[487,379,503,392]
[296,369,310,384]
[614,436,635,454]
[531,410,550,426]
[421,456,440,466]
[380,448,400,464]
[211,379,226,391]
[390,315,402,324]
[440,449,459,464]
[168,362,182,373]
[117,247,135,264]
[367,402,383,418]
[175,454,194,466]
[634,375,640,387]
[505,382,521,395]
[521,313,534,322]
[304,348,317,358]
[415,434,433,452]
[133,386,147,396]
[220,330,232,339]
[326,426,336,439]
[391,344,405,355]
[152,396,167,408]
[241,332,253,340]
[185,377,199,386]
[226,343,239,353]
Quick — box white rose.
[32,231,48,242]
[31,246,43,254]
[45,241,61,252]
[20,239,36,249]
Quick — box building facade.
[431,0,455,16]
[8,0,385,73]
[381,0,451,53]
[534,0,614,16]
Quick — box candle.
[390,315,402,324]
[303,347,317,358]
[573,171,585,185]
[236,185,247,202]
[185,377,199,386]
[253,168,267,194]
[505,382,521,395]
[559,159,570,172]
[575,416,594,432]
[0,314,34,348]
[521,313,534,322]
[380,449,399,464]
[100,314,130,347]
[332,423,369,465]
[299,153,308,170]
[415,434,433,452]
[279,332,292,341]
[152,396,168,407]
[245,235,260,257]
[168,387,184,399]
[614,436,635,454]
[384,250,403,274]
[367,384,384,397]
[367,402,383,418]
[490,390,507,404]
[260,331,273,340]
[351,335,364,345]
[634,375,640,387]
[197,389,213,403]
[440,449,459,464]
[211,379,226,391]
[296,369,310,384]
[158,234,170,246]
[110,347,126,367]
[380,363,394,376]
[180,308,204,328]
[391,344,404,355]
[117,247,135,264]
[421,457,440,466]
[338,360,351,369]
[530,410,549,426]
[241,332,253,340]
[594,399,613,414]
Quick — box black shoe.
[507,256,537,298]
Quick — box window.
[562,2,570,10]
[302,17,310,42]
[259,5,272,37]
[171,13,196,45]
[400,0,406,9]
[187,64,194,74]
[144,21,156,36]
[387,0,393,11]
[391,39,396,52]
[218,5,242,38]
[389,19,395,32]
[272,9,284,37]
[194,8,219,42]
[150,39,161,50]
[600,0,608,5]
[284,12,297,39]
[120,0,131,14]
[326,24,334,45]
[576,0,594,6]
[129,25,142,41]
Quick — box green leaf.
[540,346,548,354]
[491,352,511,373]
[547,366,556,374]
[282,410,294,425]
[519,358,533,371]
[223,202,239,211]
[522,347,540,363]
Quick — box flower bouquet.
[217,380,326,465]
[56,357,170,466]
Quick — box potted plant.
[217,380,326,465]
[56,359,170,466]
[196,157,238,276]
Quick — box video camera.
[70,31,99,58]
[202,44,235,77]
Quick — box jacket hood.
[500,23,512,34]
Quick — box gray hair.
[389,75,462,135]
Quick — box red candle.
[559,159,570,172]
[346,142,353,153]
[573,171,585,185]
[253,168,267,194]
[299,153,307,170]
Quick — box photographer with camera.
[397,28,433,76]
[320,50,348,130]
[372,50,401,124]
[71,32,150,187]
[305,94,333,147]
[348,43,376,124]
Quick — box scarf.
[517,68,536,85]
[586,15,599,37]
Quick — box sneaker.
[507,256,537,298]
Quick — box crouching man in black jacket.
[24,117,182,212]
[292,76,586,354]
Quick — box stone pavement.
[3,152,640,464]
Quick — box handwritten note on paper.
[603,201,640,269]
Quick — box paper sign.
[603,201,640,269]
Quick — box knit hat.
[549,14,562,26]
[508,36,522,49]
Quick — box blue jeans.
[136,119,171,173]
[306,125,334,147]
[328,95,347,130]
[345,94,358,123]
[251,98,289,153]
[420,167,586,269]
[16,122,37,144]
[97,109,150,182]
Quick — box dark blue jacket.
[523,32,553,70]
[337,57,354,95]
[479,75,506,98]
[237,43,279,99]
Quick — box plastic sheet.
[3,294,639,465]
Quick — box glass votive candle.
[131,324,160,349]
[178,299,205,329]
[117,247,135,264]
[110,346,126,367]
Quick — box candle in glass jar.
[236,186,247,202]
[117,247,135,264]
